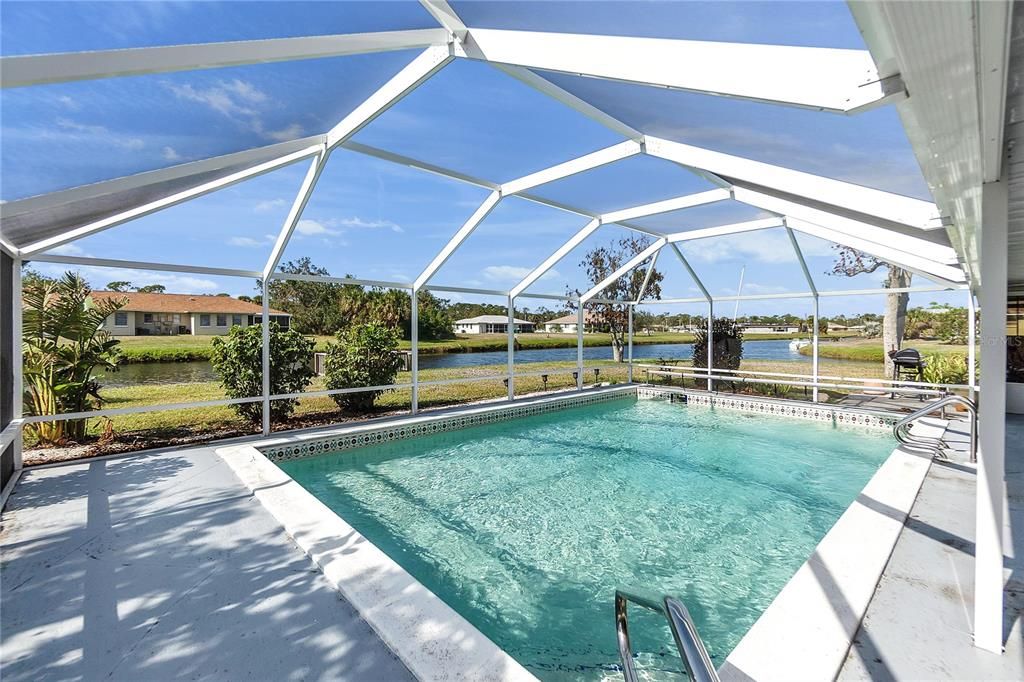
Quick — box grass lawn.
[799,337,973,362]
[23,354,890,461]
[116,330,856,362]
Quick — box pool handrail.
[893,394,976,463]
[615,588,719,682]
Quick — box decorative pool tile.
[636,386,897,430]
[262,388,632,462]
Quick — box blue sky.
[2,1,966,315]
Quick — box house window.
[216,314,227,327]
[231,314,242,327]
[114,312,128,327]
[200,314,210,327]
[143,313,153,323]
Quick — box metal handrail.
[615,589,719,682]
[893,394,976,463]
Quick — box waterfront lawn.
[116,330,855,362]
[800,337,972,362]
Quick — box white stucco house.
[453,315,535,334]
[90,291,290,336]
[542,311,603,334]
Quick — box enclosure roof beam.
[326,45,453,149]
[457,29,905,113]
[646,136,942,231]
[0,29,451,88]
[579,238,666,303]
[784,217,966,286]
[646,283,963,305]
[341,141,500,190]
[669,243,711,302]
[268,46,454,279]
[732,187,958,264]
[28,253,262,279]
[19,143,323,257]
[510,218,602,298]
[665,217,783,243]
[785,224,817,295]
[634,248,661,304]
[500,140,642,196]
[414,190,502,291]
[269,272,413,290]
[600,188,731,224]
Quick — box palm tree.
[22,273,126,444]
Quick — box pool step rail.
[615,588,719,682]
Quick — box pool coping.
[217,384,936,680]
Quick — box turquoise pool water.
[280,398,894,680]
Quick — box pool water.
[280,398,893,680]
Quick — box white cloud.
[47,243,87,256]
[228,236,269,248]
[337,216,402,233]
[55,117,144,150]
[162,146,182,162]
[57,95,80,111]
[263,122,304,142]
[482,265,560,282]
[295,219,339,237]
[682,229,832,265]
[254,198,287,212]
[162,79,303,143]
[34,262,218,294]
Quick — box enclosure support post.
[975,178,1008,654]
[12,257,23,470]
[507,294,515,401]
[411,288,419,414]
[627,304,634,383]
[812,295,820,402]
[261,280,271,436]
[577,305,584,390]
[706,300,714,392]
[968,289,977,392]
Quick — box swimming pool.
[279,397,894,680]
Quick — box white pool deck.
[2,412,1023,681]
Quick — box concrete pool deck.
[0,446,412,681]
[838,415,1024,680]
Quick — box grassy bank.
[24,355,888,463]
[116,331,855,363]
[798,337,972,362]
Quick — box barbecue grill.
[889,348,927,400]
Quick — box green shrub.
[692,317,744,371]
[210,323,315,424]
[922,353,970,386]
[325,323,403,412]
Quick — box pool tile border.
[262,386,633,462]
[636,386,898,430]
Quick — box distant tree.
[568,235,663,362]
[135,284,166,294]
[237,295,254,303]
[215,292,230,297]
[21,266,55,288]
[829,246,910,376]
[260,258,351,334]
[106,280,133,292]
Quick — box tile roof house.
[89,291,290,336]
[542,311,604,334]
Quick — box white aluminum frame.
[3,3,1000,654]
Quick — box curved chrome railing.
[893,394,976,463]
[615,589,719,682]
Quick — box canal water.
[101,339,812,387]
